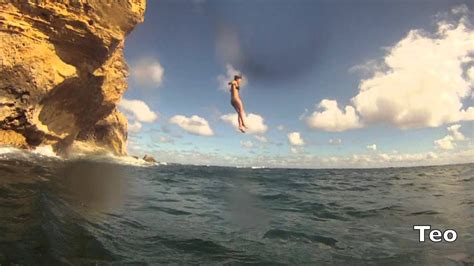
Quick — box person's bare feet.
[239,125,246,133]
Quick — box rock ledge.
[0,1,146,155]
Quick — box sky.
[120,0,474,168]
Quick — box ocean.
[0,148,473,265]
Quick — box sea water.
[0,148,472,265]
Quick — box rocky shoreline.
[0,1,146,156]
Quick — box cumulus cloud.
[366,144,377,151]
[128,121,143,133]
[119,98,158,123]
[435,135,456,150]
[220,113,268,134]
[148,145,473,168]
[306,150,449,168]
[329,138,342,145]
[468,67,474,84]
[217,64,247,91]
[305,100,362,132]
[306,7,474,131]
[447,124,466,141]
[290,147,301,154]
[351,15,474,129]
[119,98,158,133]
[288,132,305,146]
[434,124,466,150]
[451,4,469,15]
[158,136,174,143]
[169,115,214,136]
[240,140,254,149]
[254,135,268,143]
[349,59,387,76]
[130,58,164,87]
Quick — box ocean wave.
[32,145,59,158]
[70,153,156,168]
[263,229,339,248]
[0,146,61,164]
[0,145,157,168]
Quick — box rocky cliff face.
[0,0,146,155]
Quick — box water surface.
[0,149,472,265]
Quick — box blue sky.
[120,0,474,168]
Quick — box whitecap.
[32,145,59,158]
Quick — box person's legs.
[232,99,246,132]
[237,117,245,132]
[237,100,246,128]
[232,101,243,128]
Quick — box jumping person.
[229,75,246,133]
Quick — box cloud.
[169,115,214,136]
[434,135,455,150]
[254,135,268,143]
[128,121,142,133]
[217,64,247,92]
[287,132,305,146]
[329,138,342,145]
[366,144,377,151]
[468,67,474,84]
[119,98,158,133]
[299,109,309,121]
[277,125,285,131]
[158,136,174,143]
[447,124,465,141]
[434,124,466,150]
[306,8,474,131]
[220,113,268,134]
[290,147,301,154]
[305,99,362,132]
[353,10,474,128]
[349,59,387,76]
[130,58,164,87]
[451,4,469,15]
[140,144,473,168]
[351,15,474,128]
[240,140,254,149]
[119,98,158,123]
[312,150,446,168]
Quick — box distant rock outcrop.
[0,1,146,155]
[143,154,157,163]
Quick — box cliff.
[0,0,146,155]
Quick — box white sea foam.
[104,154,157,167]
[0,146,19,155]
[65,152,157,167]
[32,145,59,158]
[0,144,157,168]
[64,141,156,167]
[0,145,58,162]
